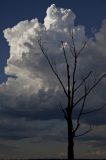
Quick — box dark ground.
[0,159,106,160]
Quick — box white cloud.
[3,4,86,97]
[44,4,76,30]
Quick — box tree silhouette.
[38,31,106,160]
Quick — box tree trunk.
[67,120,74,160]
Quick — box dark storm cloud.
[0,106,63,121]
[0,116,67,141]
[0,88,65,121]
[81,110,106,125]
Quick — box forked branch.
[74,79,87,133]
[77,41,87,57]
[74,73,106,107]
[82,104,106,115]
[75,125,92,137]
[61,41,71,100]
[58,102,68,121]
[75,71,93,92]
[38,39,68,97]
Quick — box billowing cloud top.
[0,4,106,155]
[44,4,76,29]
[3,4,85,96]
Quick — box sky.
[0,0,106,159]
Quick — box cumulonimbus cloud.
[0,4,106,142]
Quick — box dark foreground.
[0,159,106,160]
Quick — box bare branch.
[61,41,69,66]
[70,40,78,109]
[82,104,106,115]
[77,41,87,57]
[75,71,93,92]
[71,30,76,55]
[75,125,92,137]
[69,44,75,57]
[74,80,87,133]
[61,41,71,103]
[91,72,97,84]
[58,102,68,121]
[38,39,68,97]
[53,59,58,75]
[74,73,106,107]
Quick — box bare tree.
[38,32,106,160]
